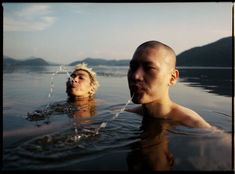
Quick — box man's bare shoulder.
[171,104,211,128]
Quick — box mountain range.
[3,56,58,66]
[3,36,233,67]
[176,36,232,67]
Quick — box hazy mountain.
[3,56,58,66]
[68,57,129,66]
[176,36,233,67]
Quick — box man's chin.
[131,94,144,104]
[69,91,84,98]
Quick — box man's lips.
[71,83,80,88]
[129,84,145,93]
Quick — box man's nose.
[131,67,144,81]
[71,76,79,83]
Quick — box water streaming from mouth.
[27,65,135,143]
[46,65,71,108]
[94,94,135,134]
[71,94,135,142]
[27,65,72,126]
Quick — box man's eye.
[70,74,76,78]
[148,66,155,69]
[144,66,156,71]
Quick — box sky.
[3,2,233,64]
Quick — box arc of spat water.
[94,93,135,135]
[45,65,71,110]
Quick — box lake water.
[2,65,233,171]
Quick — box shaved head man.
[127,41,211,128]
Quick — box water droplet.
[100,122,107,128]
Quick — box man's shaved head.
[134,40,177,69]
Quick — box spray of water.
[72,94,135,142]
[27,65,135,143]
[94,93,135,135]
[27,65,71,121]
[46,65,71,109]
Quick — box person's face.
[69,70,92,98]
[127,47,173,104]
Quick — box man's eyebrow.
[143,61,156,66]
[130,60,156,66]
[71,71,89,77]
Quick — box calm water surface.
[2,65,233,171]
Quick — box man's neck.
[142,97,173,119]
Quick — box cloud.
[4,4,56,32]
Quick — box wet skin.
[127,44,211,128]
[68,70,93,98]
[128,46,176,104]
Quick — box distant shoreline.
[3,36,233,67]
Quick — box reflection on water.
[3,65,48,74]
[127,116,232,171]
[3,65,233,171]
[168,126,232,171]
[26,97,99,137]
[3,101,141,170]
[178,67,232,97]
[127,117,175,171]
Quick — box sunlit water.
[3,65,233,171]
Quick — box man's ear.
[169,69,179,86]
[89,85,95,96]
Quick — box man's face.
[127,47,172,104]
[68,70,92,98]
